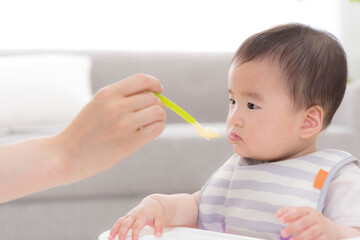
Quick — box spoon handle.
[153,92,196,124]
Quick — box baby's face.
[226,59,305,161]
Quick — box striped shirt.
[197,149,359,239]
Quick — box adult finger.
[113,74,163,97]
[132,105,166,130]
[136,121,166,145]
[126,91,165,112]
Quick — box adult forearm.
[0,136,72,203]
[0,74,166,204]
[149,193,199,228]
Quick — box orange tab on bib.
[313,169,328,190]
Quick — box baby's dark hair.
[232,23,347,128]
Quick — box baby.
[108,23,360,240]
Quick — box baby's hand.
[108,197,166,240]
[276,206,337,240]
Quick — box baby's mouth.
[230,131,243,142]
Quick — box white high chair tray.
[98,226,360,240]
[98,226,263,240]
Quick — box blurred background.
[0,1,359,239]
[0,0,359,79]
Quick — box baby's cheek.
[248,137,274,159]
[225,124,232,139]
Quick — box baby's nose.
[227,110,244,127]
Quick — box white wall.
[0,0,358,78]
[341,0,360,80]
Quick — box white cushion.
[0,54,92,134]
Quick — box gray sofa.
[0,51,359,240]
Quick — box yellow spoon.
[154,92,220,140]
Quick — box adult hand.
[0,73,166,203]
[58,73,167,182]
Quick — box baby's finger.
[118,216,135,240]
[276,207,291,219]
[281,214,316,238]
[279,207,310,224]
[153,216,165,237]
[292,225,322,240]
[131,218,148,240]
[108,217,126,240]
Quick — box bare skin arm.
[109,191,200,240]
[0,74,166,203]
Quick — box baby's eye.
[229,98,236,105]
[247,102,259,109]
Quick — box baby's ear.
[300,105,323,139]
